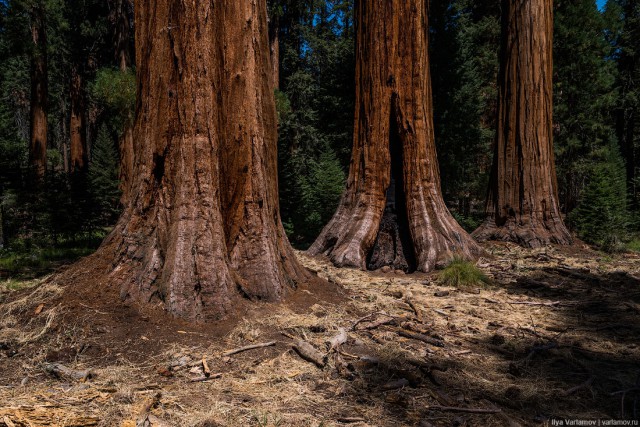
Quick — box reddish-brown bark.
[29,2,47,180]
[473,0,572,247]
[69,65,87,172]
[93,0,310,321]
[309,0,482,272]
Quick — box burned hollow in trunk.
[367,111,417,272]
[309,0,483,273]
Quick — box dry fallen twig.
[221,341,277,357]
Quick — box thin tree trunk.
[92,0,311,321]
[114,0,131,72]
[473,0,571,247]
[0,203,4,249]
[309,0,482,272]
[29,2,48,180]
[112,0,134,203]
[69,65,87,172]
[268,9,280,90]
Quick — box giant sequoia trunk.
[29,3,48,180]
[473,0,572,247]
[309,0,482,272]
[69,65,87,172]
[95,0,310,321]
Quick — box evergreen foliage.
[88,125,121,227]
[273,0,353,246]
[430,0,500,224]
[554,0,619,214]
[0,0,638,255]
[570,143,629,251]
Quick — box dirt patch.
[1,243,639,426]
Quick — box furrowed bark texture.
[29,3,48,180]
[69,65,87,172]
[473,0,572,247]
[309,0,482,272]
[99,0,310,321]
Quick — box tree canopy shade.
[309,0,483,272]
[473,0,572,247]
[88,0,311,321]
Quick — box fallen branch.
[337,417,366,424]
[222,341,277,357]
[562,376,594,396]
[405,298,423,322]
[202,356,211,377]
[381,378,410,391]
[293,340,326,368]
[397,330,444,348]
[359,317,397,330]
[190,373,222,382]
[351,312,395,331]
[507,300,561,307]
[426,405,501,414]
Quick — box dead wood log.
[327,328,348,353]
[405,298,424,322]
[292,340,326,368]
[222,341,277,357]
[43,363,93,382]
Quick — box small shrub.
[626,237,640,253]
[439,257,490,288]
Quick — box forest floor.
[0,242,639,427]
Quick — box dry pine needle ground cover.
[1,243,639,426]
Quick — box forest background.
[0,0,638,275]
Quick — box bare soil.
[1,243,639,426]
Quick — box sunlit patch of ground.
[1,243,639,426]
